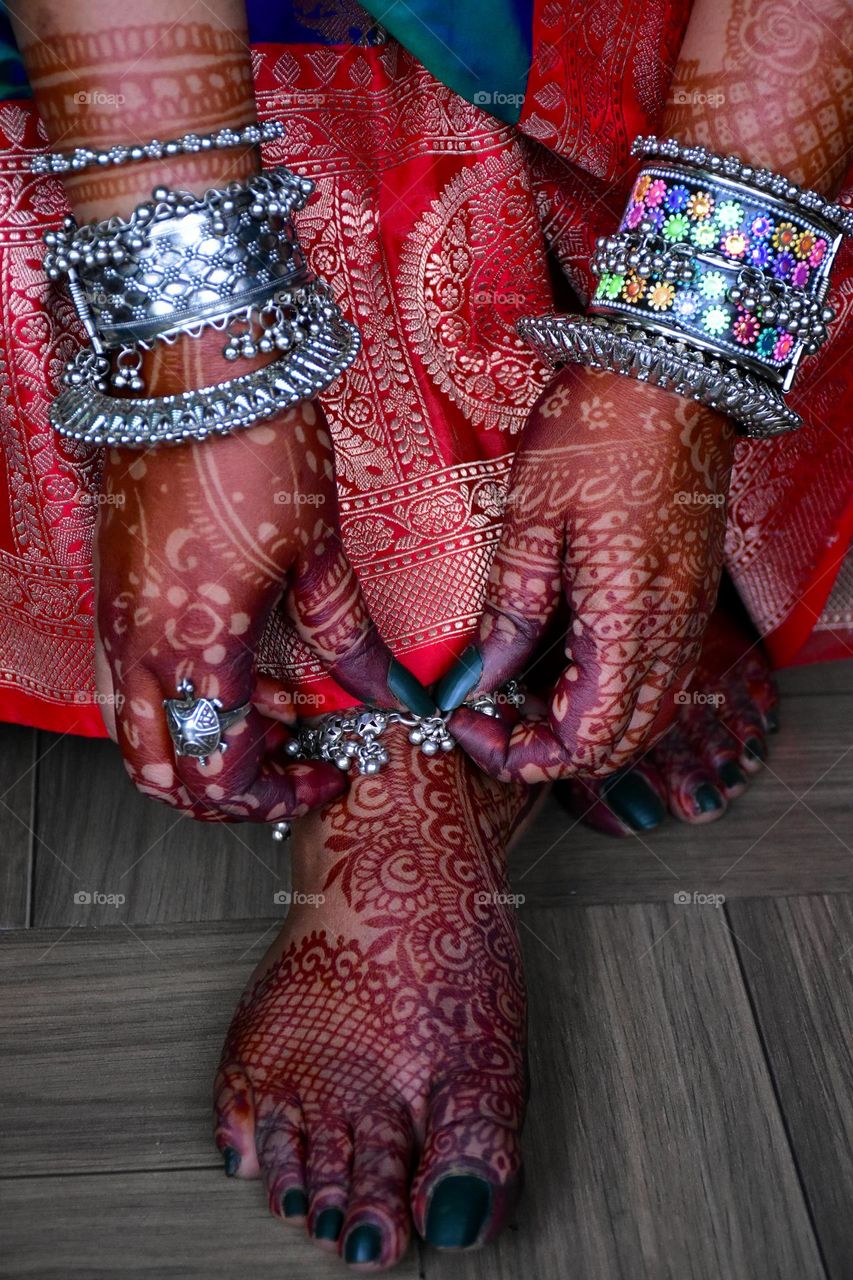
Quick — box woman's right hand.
[94,399,427,823]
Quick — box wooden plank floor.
[1,659,852,1277]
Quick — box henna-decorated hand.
[437,366,737,783]
[94,401,431,822]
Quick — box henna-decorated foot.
[214,723,533,1269]
[558,591,779,836]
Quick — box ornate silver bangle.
[520,136,849,437]
[518,314,800,437]
[42,161,361,443]
[30,120,285,177]
[51,303,360,446]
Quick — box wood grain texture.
[426,903,824,1280]
[516,689,853,905]
[32,733,290,926]
[0,724,36,929]
[0,912,823,1279]
[0,920,281,1175]
[0,1169,421,1279]
[728,894,853,1280]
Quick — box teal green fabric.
[359,0,531,124]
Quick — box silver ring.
[163,678,251,765]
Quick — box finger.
[171,696,347,822]
[287,529,435,717]
[450,646,648,783]
[125,661,348,822]
[433,449,565,711]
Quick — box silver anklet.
[285,682,524,776]
[31,119,285,177]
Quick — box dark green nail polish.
[282,1188,308,1218]
[695,783,723,814]
[434,645,484,712]
[424,1174,492,1249]
[313,1207,344,1242]
[388,659,435,718]
[745,736,766,762]
[718,760,746,789]
[602,769,665,831]
[222,1146,240,1177]
[344,1223,382,1264]
[765,707,779,734]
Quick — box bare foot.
[560,594,779,835]
[214,723,533,1269]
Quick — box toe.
[685,711,748,801]
[650,725,728,825]
[340,1100,414,1269]
[213,1063,260,1179]
[411,1075,523,1250]
[555,764,666,837]
[305,1112,353,1248]
[254,1089,308,1223]
[720,684,768,775]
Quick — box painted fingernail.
[745,736,766,762]
[433,645,484,712]
[765,707,780,734]
[388,658,436,718]
[313,1207,344,1241]
[424,1174,492,1248]
[695,783,723,814]
[602,769,665,832]
[222,1146,240,1177]
[718,760,747,789]
[344,1223,383,1264]
[282,1188,308,1218]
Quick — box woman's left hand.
[438,364,737,783]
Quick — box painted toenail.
[282,1189,308,1218]
[314,1207,345,1241]
[434,645,484,712]
[222,1146,240,1177]
[602,769,665,831]
[695,783,723,813]
[344,1223,383,1264]
[424,1174,492,1248]
[718,761,746,789]
[765,707,779,733]
[745,737,766,762]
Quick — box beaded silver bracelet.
[520,136,849,437]
[30,120,285,177]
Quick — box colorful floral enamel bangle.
[519,136,849,437]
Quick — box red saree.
[0,0,850,737]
